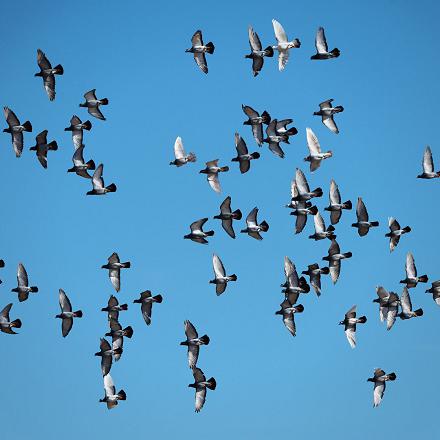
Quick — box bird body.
[87,164,117,195]
[170,136,196,166]
[311,27,340,60]
[188,366,216,412]
[80,89,108,120]
[210,254,237,295]
[101,252,130,292]
[11,263,38,302]
[186,30,214,74]
[339,305,367,348]
[231,133,260,173]
[367,368,396,407]
[314,99,344,134]
[386,217,411,251]
[55,289,82,337]
[213,196,242,239]
[275,299,304,337]
[35,49,63,100]
[271,19,301,71]
[180,320,210,368]
[199,159,229,193]
[0,303,22,334]
[30,130,58,168]
[241,207,269,240]
[133,290,163,326]
[246,26,274,76]
[184,218,214,244]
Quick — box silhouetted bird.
[185,30,214,74]
[213,196,242,239]
[184,218,214,244]
[80,89,108,120]
[101,295,128,321]
[311,27,340,60]
[302,264,329,296]
[304,128,332,171]
[3,107,32,157]
[101,252,131,292]
[180,320,210,368]
[374,286,400,331]
[95,338,122,376]
[55,289,82,337]
[133,290,163,326]
[188,366,216,412]
[282,256,310,305]
[397,287,423,320]
[35,49,63,101]
[263,119,290,158]
[426,281,440,305]
[30,130,58,169]
[309,211,336,241]
[67,144,95,179]
[105,319,133,361]
[322,239,352,284]
[367,368,396,407]
[291,168,323,201]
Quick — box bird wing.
[235,132,248,156]
[212,254,226,278]
[62,317,73,337]
[248,26,262,51]
[295,213,307,234]
[329,179,341,204]
[88,106,105,120]
[84,89,98,102]
[108,295,118,308]
[284,256,299,286]
[141,301,153,325]
[104,373,116,397]
[313,211,325,233]
[100,338,111,351]
[373,381,385,407]
[0,303,12,321]
[388,217,400,231]
[309,271,321,295]
[295,168,310,194]
[400,287,413,314]
[112,336,123,361]
[319,99,334,110]
[44,74,56,101]
[328,239,340,256]
[345,327,356,348]
[266,119,277,137]
[390,235,400,252]
[405,252,416,278]
[356,197,369,222]
[109,268,120,292]
[4,106,20,127]
[36,130,48,146]
[174,136,185,159]
[323,115,339,134]
[191,30,204,46]
[194,52,208,74]
[345,305,357,319]
[208,173,221,193]
[220,196,232,214]
[190,218,208,232]
[108,252,120,264]
[101,355,112,376]
[290,180,298,199]
[330,210,341,225]
[278,50,289,71]
[195,386,207,412]
[268,141,285,158]
[329,260,340,284]
[248,231,263,240]
[188,345,199,369]
[423,146,434,173]
[242,104,259,119]
[17,263,29,287]
[72,144,86,166]
[252,54,264,76]
[184,320,198,339]
[251,123,264,146]
[376,286,389,300]
[221,219,235,239]
[192,366,206,382]
[59,289,72,313]
[216,283,227,295]
[283,313,296,337]
[92,164,105,190]
[315,27,329,53]
[272,19,288,43]
[246,207,258,227]
[386,306,397,330]
[37,49,52,70]
[306,127,321,154]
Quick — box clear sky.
[0,0,439,438]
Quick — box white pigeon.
[271,19,301,71]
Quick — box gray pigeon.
[30,130,58,168]
[105,319,133,362]
[0,303,22,334]
[101,295,128,321]
[184,218,214,244]
[80,89,108,120]
[67,144,95,179]
[94,338,122,376]
[133,290,163,326]
[100,373,126,409]
[245,26,274,76]
[275,299,304,337]
[55,289,82,337]
[309,211,336,241]
[301,263,329,296]
[322,239,352,284]
[324,179,352,225]
[64,115,92,150]
[310,27,340,60]
[87,164,117,195]
[417,146,440,178]
[101,252,131,292]
[397,287,423,320]
[271,19,301,71]
[199,160,229,193]
[263,119,290,158]
[242,104,270,146]
[231,133,260,173]
[339,305,367,348]
[351,197,379,236]
[241,207,269,240]
[367,368,396,408]
[373,286,400,331]
[304,128,332,172]
[35,49,63,101]
[213,196,242,239]
[313,99,344,134]
[185,30,215,74]
[188,366,216,412]
[210,254,237,295]
[3,107,32,157]
[170,136,196,167]
[291,168,323,201]
[11,263,38,302]
[399,252,428,288]
[281,256,310,305]
[385,217,411,252]
[426,281,440,305]
[180,320,210,368]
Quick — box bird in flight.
[80,89,109,120]
[185,30,215,74]
[3,107,32,157]
[180,320,210,368]
[170,136,196,167]
[367,368,396,407]
[313,99,344,134]
[310,27,340,60]
[339,305,367,348]
[55,289,83,337]
[35,49,63,101]
[245,26,273,77]
[188,366,216,412]
[271,19,301,71]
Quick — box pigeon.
[313,99,344,134]
[324,179,352,225]
[3,107,32,157]
[271,19,301,71]
[374,286,400,331]
[86,164,117,195]
[245,26,274,76]
[185,30,215,74]
[274,119,298,137]
[170,136,197,167]
[367,368,396,408]
[64,115,92,150]
[180,320,210,368]
[304,128,333,172]
[11,263,38,302]
[310,27,340,60]
[275,299,304,337]
[133,290,163,326]
[309,211,336,241]
[101,252,131,292]
[231,133,260,173]
[188,366,216,412]
[351,197,379,236]
[94,338,122,376]
[291,168,323,201]
[242,104,271,146]
[0,303,22,334]
[285,179,313,210]
[35,49,63,101]
[105,319,133,361]
[101,295,128,321]
[417,146,440,178]
[100,374,126,410]
[213,196,242,239]
[322,239,352,284]
[263,119,290,158]
[290,199,318,235]
[397,287,423,320]
[399,252,428,288]
[184,218,214,244]
[55,289,83,338]
[385,217,411,252]
[199,160,229,193]
[339,305,367,348]
[0,259,4,284]
[210,254,237,296]
[29,130,58,169]
[241,207,269,240]
[67,144,95,178]
[302,264,330,296]
[281,256,310,305]
[426,281,440,306]
[79,89,109,120]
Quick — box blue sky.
[0,0,439,438]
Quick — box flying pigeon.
[188,366,216,413]
[170,136,196,167]
[313,99,344,134]
[339,305,367,348]
[180,320,210,368]
[285,179,313,210]
[185,30,215,74]
[263,119,290,158]
[374,286,400,331]
[86,164,117,195]
[3,107,32,157]
[324,179,352,225]
[245,25,273,76]
[184,218,214,244]
[291,168,323,201]
[310,27,340,60]
[274,119,298,137]
[11,263,38,302]
[304,128,332,172]
[101,295,128,321]
[290,201,318,234]
[67,144,95,178]
[210,254,237,296]
[417,146,440,178]
[79,89,109,120]
[64,115,92,150]
[35,49,63,101]
[100,374,126,409]
[367,368,396,408]
[231,132,260,173]
[55,289,83,338]
[133,290,163,326]
[101,252,131,292]
[199,160,229,193]
[241,207,269,240]
[309,211,336,241]
[426,281,440,306]
[105,319,133,361]
[400,252,428,288]
[0,303,22,334]
[385,217,411,252]
[271,19,301,71]
[94,338,122,376]
[351,197,379,236]
[322,239,352,284]
[397,287,423,321]
[275,299,304,337]
[213,196,242,239]
[29,130,58,169]
[302,264,329,296]
[242,104,270,146]
[281,256,310,305]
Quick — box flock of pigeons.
[1,19,438,413]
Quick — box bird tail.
[73,310,83,318]
[343,252,352,258]
[327,225,335,232]
[124,326,134,338]
[261,111,271,124]
[82,120,92,130]
[187,152,197,163]
[106,183,117,193]
[10,319,22,329]
[86,159,96,170]
[117,389,126,400]
[299,277,310,293]
[228,274,238,281]
[22,121,32,132]
[357,316,367,323]
[293,38,301,48]
[206,377,217,390]
[0,259,4,268]
[153,294,163,303]
[343,200,352,209]
[113,347,123,356]
[251,152,260,159]
[370,221,379,227]
[99,98,109,105]
[312,187,323,198]
[205,230,215,236]
[387,372,397,381]
[294,304,304,313]
[414,308,424,317]
[53,64,64,75]
[418,275,428,283]
[264,46,274,57]
[48,141,58,151]
[199,334,210,345]
[321,267,330,275]
[284,127,298,137]
[219,166,229,172]
[120,303,128,311]
[30,286,38,293]
[330,48,340,58]
[121,262,131,268]
[334,105,344,112]
[233,209,242,220]
[309,205,318,215]
[205,42,215,54]
[260,221,269,232]
[403,226,411,233]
